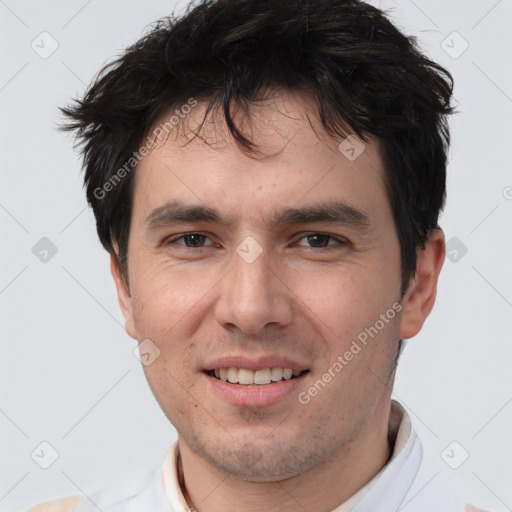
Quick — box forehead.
[132,91,389,227]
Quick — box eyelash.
[295,233,348,249]
[163,232,349,251]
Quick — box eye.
[295,233,347,248]
[165,233,214,248]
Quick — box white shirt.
[29,401,487,512]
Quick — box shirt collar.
[333,399,421,511]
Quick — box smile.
[206,367,309,385]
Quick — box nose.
[214,243,294,335]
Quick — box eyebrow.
[272,202,372,232]
[145,200,224,230]
[144,199,373,233]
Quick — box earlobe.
[399,229,445,340]
[110,250,138,340]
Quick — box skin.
[110,91,445,512]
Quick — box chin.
[193,435,324,482]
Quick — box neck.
[177,400,395,512]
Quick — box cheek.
[290,262,395,328]
[131,264,202,400]
[128,258,221,392]
[130,257,216,334]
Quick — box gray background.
[1,0,511,510]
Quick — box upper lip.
[204,355,310,372]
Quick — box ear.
[110,248,137,340]
[399,229,445,339]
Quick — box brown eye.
[296,233,346,248]
[181,234,207,247]
[166,233,214,248]
[305,234,331,247]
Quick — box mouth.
[205,367,310,386]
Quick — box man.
[28,0,489,510]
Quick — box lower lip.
[204,372,307,407]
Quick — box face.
[111,92,436,482]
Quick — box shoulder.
[26,495,84,512]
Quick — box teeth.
[238,368,254,385]
[211,367,305,385]
[254,368,271,385]
[227,367,239,384]
[271,368,283,381]
[282,368,293,380]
